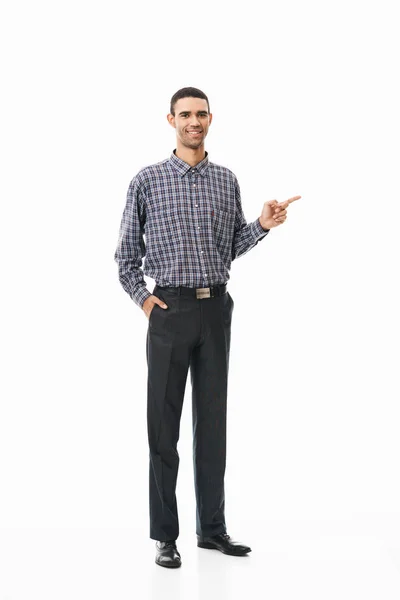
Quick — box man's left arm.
[231,175,270,261]
[231,174,301,261]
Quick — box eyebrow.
[178,110,208,116]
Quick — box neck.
[175,141,206,167]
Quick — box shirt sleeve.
[231,175,270,261]
[114,175,152,309]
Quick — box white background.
[1,0,400,598]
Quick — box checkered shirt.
[114,149,270,308]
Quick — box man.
[114,87,300,568]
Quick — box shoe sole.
[197,541,251,556]
[155,558,182,568]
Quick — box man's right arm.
[114,174,152,309]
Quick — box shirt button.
[193,184,196,187]
[201,250,203,253]
[205,273,207,277]
[195,204,198,207]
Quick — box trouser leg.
[146,289,196,541]
[190,290,234,537]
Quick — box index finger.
[277,195,301,209]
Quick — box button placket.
[191,170,207,279]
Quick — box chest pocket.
[210,207,235,248]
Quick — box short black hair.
[170,87,210,116]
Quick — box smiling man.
[114,87,300,568]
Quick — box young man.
[114,87,300,568]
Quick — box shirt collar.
[169,149,209,177]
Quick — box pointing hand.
[259,195,301,230]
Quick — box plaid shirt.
[114,149,270,308]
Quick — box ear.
[167,113,176,128]
[209,113,213,126]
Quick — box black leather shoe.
[197,532,251,556]
[155,540,182,568]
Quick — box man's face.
[168,97,212,149]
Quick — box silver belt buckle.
[196,287,211,299]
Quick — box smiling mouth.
[187,130,202,136]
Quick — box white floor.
[1,520,400,600]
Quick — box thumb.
[155,297,168,309]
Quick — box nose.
[189,116,201,127]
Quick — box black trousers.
[146,284,234,541]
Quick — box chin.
[184,141,202,150]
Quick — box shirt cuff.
[132,286,152,309]
[252,218,270,240]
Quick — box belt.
[156,283,227,299]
